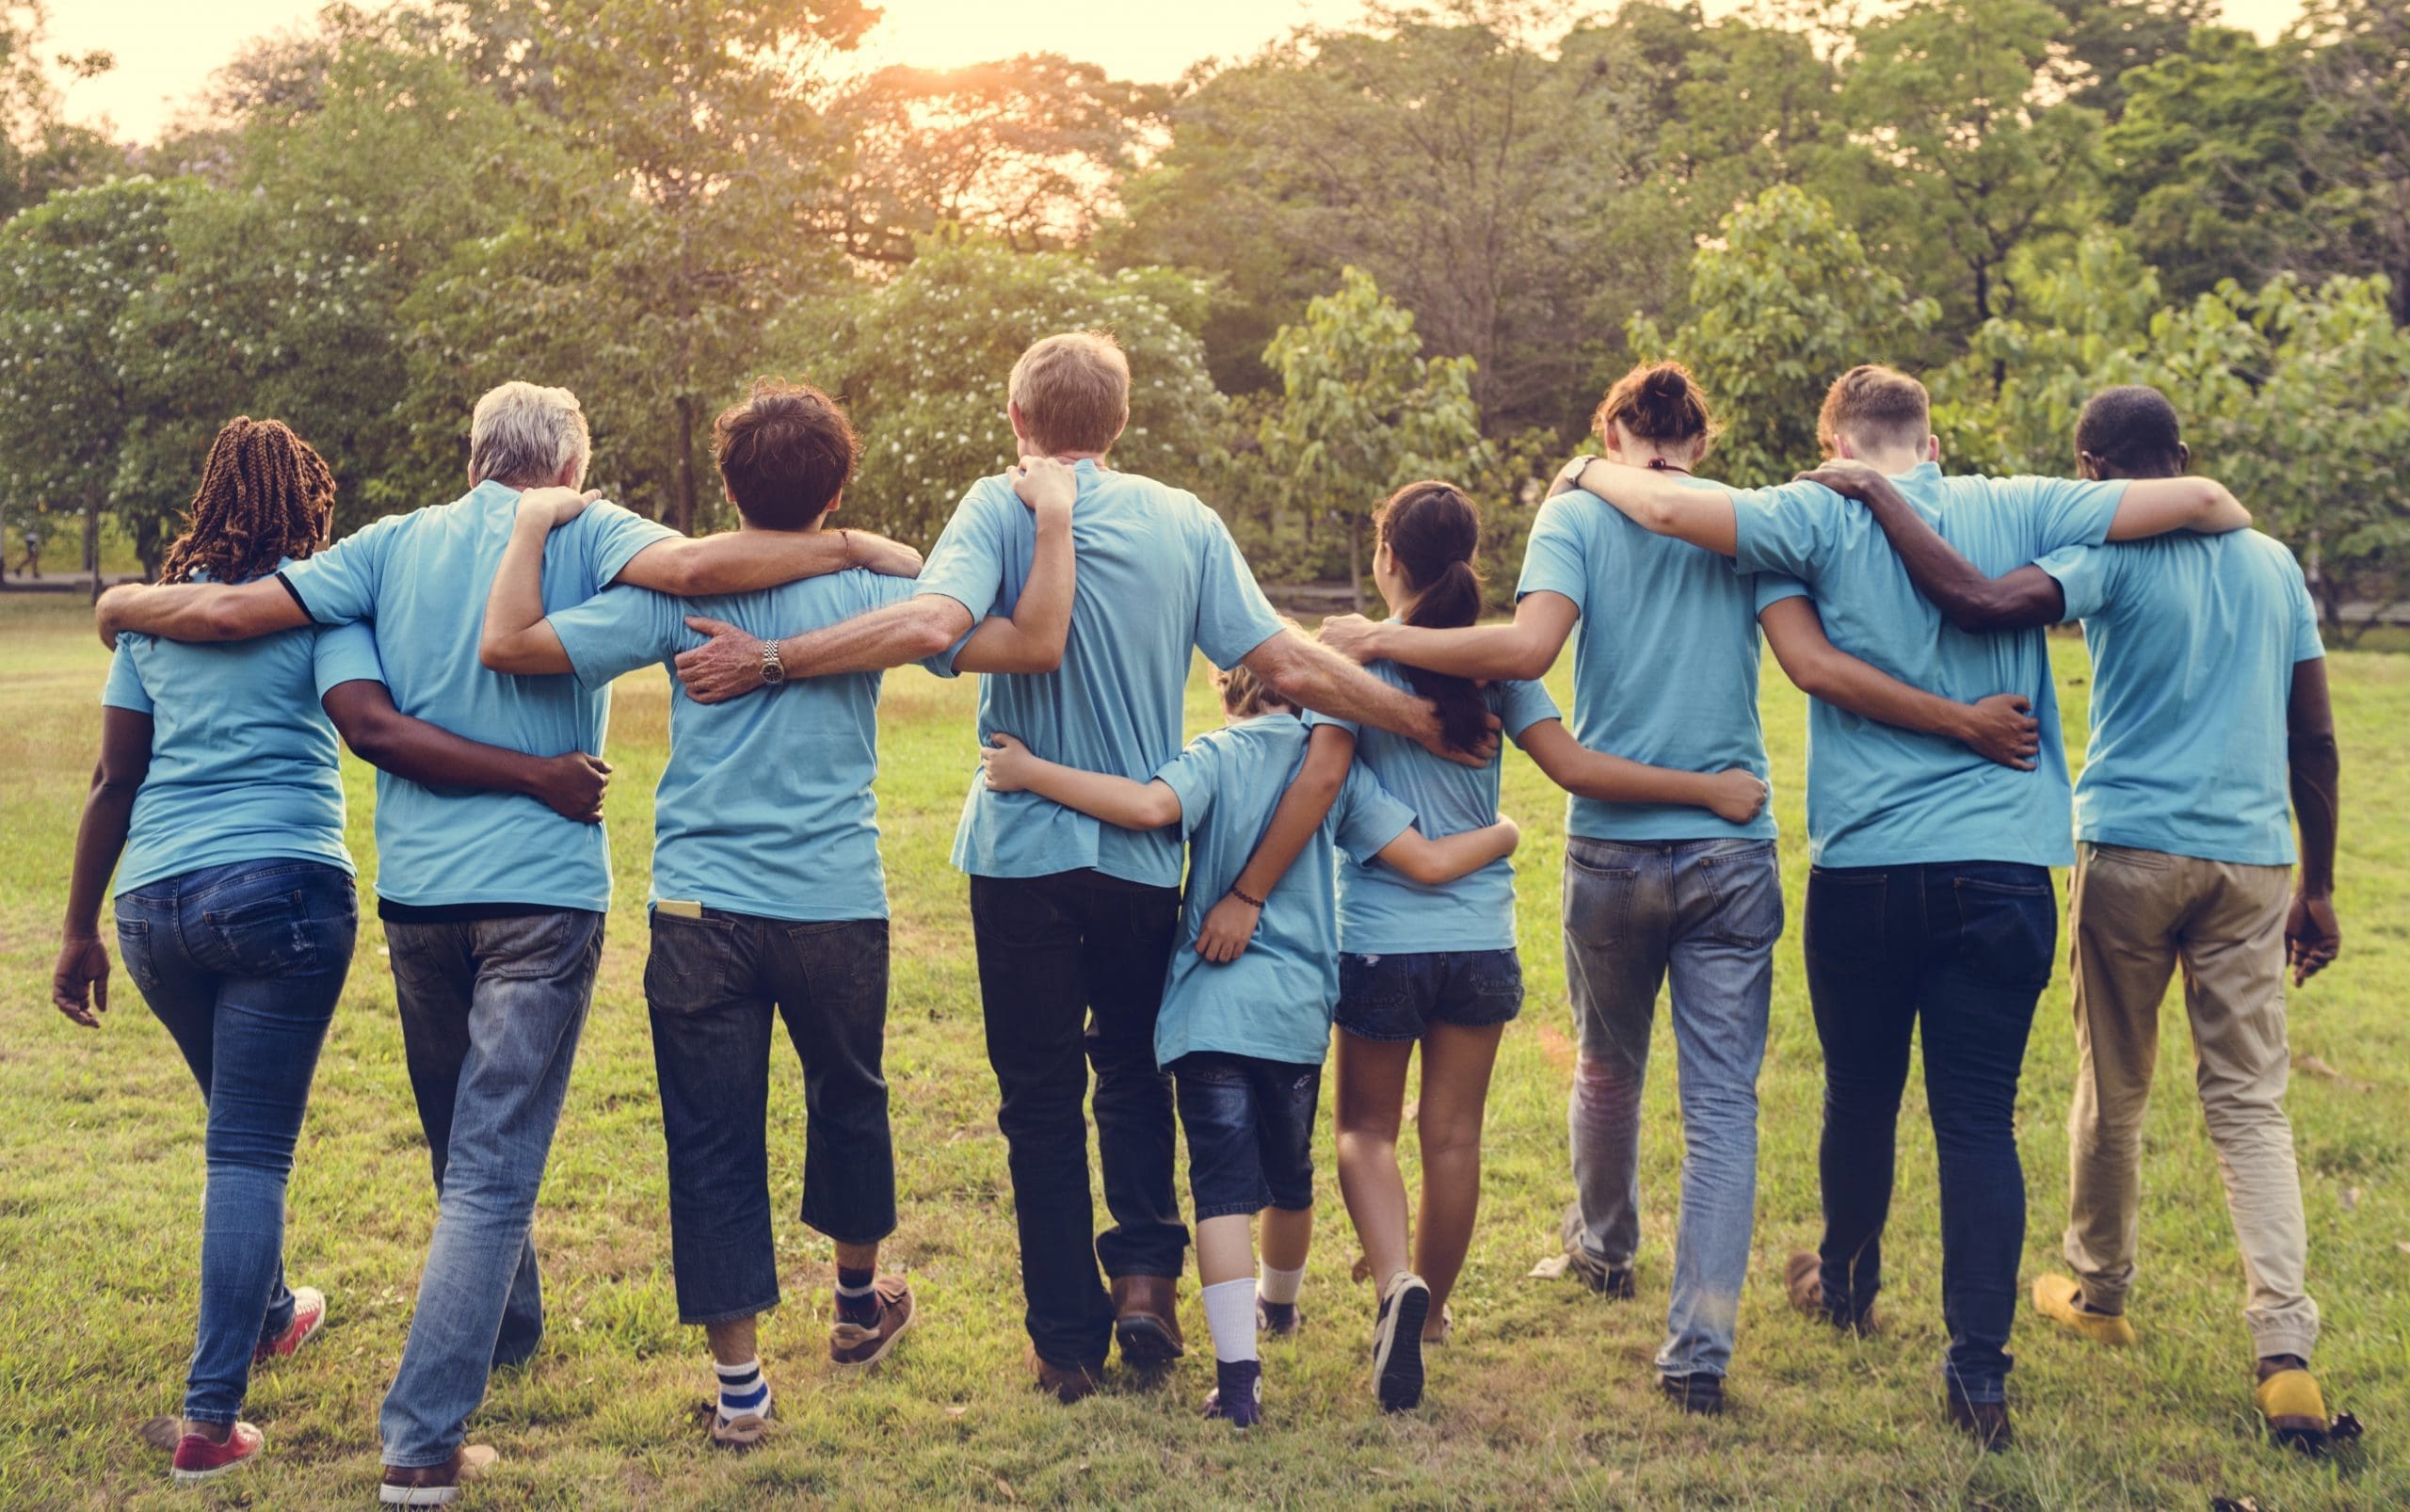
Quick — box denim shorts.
[1170,1053,1320,1221]
[1334,948,1524,1042]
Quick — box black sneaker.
[1257,1296,1304,1337]
[1561,1204,1635,1298]
[1202,1359,1263,1429]
[1372,1274,1431,1412]
[1660,1372,1726,1416]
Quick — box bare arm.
[1242,628,1492,767]
[2285,656,2340,984]
[95,579,310,648]
[951,458,1077,675]
[613,522,923,596]
[1318,591,1579,682]
[479,491,585,675]
[1569,458,1738,555]
[674,595,975,703]
[1759,596,2042,770]
[53,707,151,1027]
[978,733,1182,830]
[321,681,609,824]
[1516,718,1768,824]
[1795,462,2067,634]
[2104,477,2251,540]
[1195,723,1355,964]
[1373,817,1521,887]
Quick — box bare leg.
[1333,1031,1418,1293]
[1412,1021,1505,1334]
[1260,1205,1313,1274]
[834,1240,879,1273]
[705,1314,759,1369]
[1196,1213,1255,1288]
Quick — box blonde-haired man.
[675,330,1486,1401]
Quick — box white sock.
[1200,1278,1259,1364]
[715,1358,771,1423]
[1257,1262,1306,1306]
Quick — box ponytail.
[1374,481,1490,753]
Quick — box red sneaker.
[254,1286,327,1363]
[170,1422,263,1482]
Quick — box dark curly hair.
[156,417,336,586]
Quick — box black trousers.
[970,870,1188,1366]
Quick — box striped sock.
[835,1265,879,1325]
[715,1359,771,1424]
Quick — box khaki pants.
[2064,843,2319,1359]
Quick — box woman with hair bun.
[1319,362,2040,1415]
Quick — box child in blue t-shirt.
[979,654,1518,1427]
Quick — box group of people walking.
[51,329,2345,1502]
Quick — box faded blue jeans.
[115,859,359,1426]
[1563,837,1781,1381]
[376,909,604,1469]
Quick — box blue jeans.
[1169,1053,1321,1220]
[1803,862,2057,1406]
[645,910,896,1325]
[1562,838,1779,1381]
[114,860,359,1425]
[376,909,604,1469]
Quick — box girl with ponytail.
[1210,476,1769,1415]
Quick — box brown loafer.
[378,1444,499,1505]
[1110,1275,1183,1364]
[1029,1346,1103,1405]
[830,1277,916,1370]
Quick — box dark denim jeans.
[969,870,1187,1367]
[1168,1053,1321,1220]
[377,909,605,1469]
[1803,861,2057,1406]
[115,859,359,1426]
[646,909,896,1325]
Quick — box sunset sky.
[56,0,2311,144]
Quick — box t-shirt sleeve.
[1495,677,1559,738]
[2032,542,2117,624]
[311,619,387,696]
[548,585,687,689]
[1727,480,1839,580]
[914,484,1010,623]
[860,571,963,678]
[585,501,683,592]
[1193,507,1286,669]
[277,517,393,625]
[2018,475,2129,556]
[1515,496,1589,612]
[2286,555,2326,665]
[1330,764,1416,866]
[1751,572,1810,613]
[1300,708,1363,739]
[100,642,153,715]
[1152,733,1220,839]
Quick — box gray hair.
[468,381,591,488]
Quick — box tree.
[0,1,121,219]
[774,235,1229,548]
[2048,0,2219,118]
[1631,185,1938,486]
[2292,0,2410,324]
[1257,267,1486,609]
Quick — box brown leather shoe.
[378,1444,499,1505]
[1111,1275,1183,1364]
[829,1277,916,1370]
[1785,1249,1878,1335]
[1946,1395,2013,1453]
[1028,1346,1103,1405]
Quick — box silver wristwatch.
[759,639,786,685]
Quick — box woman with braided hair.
[50,417,613,1486]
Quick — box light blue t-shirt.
[918,459,1287,889]
[1518,483,1797,842]
[2037,529,2322,866]
[279,481,677,911]
[1152,716,1415,1068]
[1303,656,1557,954]
[101,561,385,893]
[1729,462,2129,868]
[547,569,955,921]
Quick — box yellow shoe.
[2254,1368,2330,1453]
[2032,1275,2137,1346]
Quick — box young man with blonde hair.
[674,330,1491,1401]
[1564,362,2253,1448]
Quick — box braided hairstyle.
[1374,481,1490,753]
[156,417,337,587]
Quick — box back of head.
[2075,384,2186,479]
[158,416,337,587]
[1817,364,1931,458]
[713,378,860,530]
[469,380,591,491]
[1374,481,1490,752]
[1008,332,1130,458]
[1216,615,1301,718]
[1595,361,1719,458]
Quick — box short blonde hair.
[1816,364,1930,457]
[1215,617,1301,717]
[470,381,591,488]
[1009,332,1130,456]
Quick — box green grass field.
[2,590,2404,1509]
